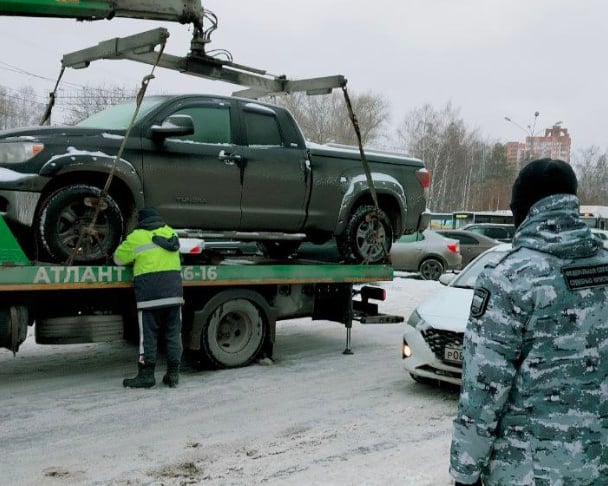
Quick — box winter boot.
[123,363,156,388]
[162,361,180,388]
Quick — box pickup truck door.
[140,100,242,229]
[237,102,310,231]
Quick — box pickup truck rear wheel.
[338,205,393,263]
[37,184,124,264]
[200,292,267,368]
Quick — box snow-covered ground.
[0,277,460,486]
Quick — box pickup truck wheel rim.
[38,184,124,264]
[339,205,393,263]
[56,203,111,256]
[355,219,387,261]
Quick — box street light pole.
[504,111,540,162]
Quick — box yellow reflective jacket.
[113,224,183,309]
[113,225,181,276]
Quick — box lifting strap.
[341,85,390,264]
[66,34,168,265]
[39,66,65,126]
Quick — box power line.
[0,59,144,95]
[0,60,83,89]
[0,85,47,104]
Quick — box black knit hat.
[510,158,577,228]
[137,207,164,226]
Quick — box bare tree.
[58,84,140,125]
[572,146,608,205]
[396,102,514,212]
[396,103,469,210]
[0,85,44,129]
[268,90,390,147]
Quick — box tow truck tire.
[37,184,124,264]
[200,291,268,368]
[257,240,301,259]
[419,258,444,281]
[337,205,393,264]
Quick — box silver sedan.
[390,230,462,280]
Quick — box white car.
[401,243,511,385]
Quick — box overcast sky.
[0,0,605,152]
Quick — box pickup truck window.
[244,111,282,147]
[76,97,165,129]
[172,106,232,144]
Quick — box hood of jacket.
[513,194,602,259]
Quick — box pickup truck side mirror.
[151,114,195,140]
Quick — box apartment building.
[506,124,571,168]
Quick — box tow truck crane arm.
[0,0,346,97]
[61,28,346,98]
[0,0,202,24]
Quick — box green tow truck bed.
[0,216,401,368]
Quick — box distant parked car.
[591,228,608,249]
[461,223,515,242]
[435,229,499,266]
[402,244,511,385]
[390,230,462,280]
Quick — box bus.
[431,206,608,230]
[580,205,608,230]
[429,210,514,230]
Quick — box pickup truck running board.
[174,230,306,241]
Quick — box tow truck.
[0,0,404,369]
[0,213,399,367]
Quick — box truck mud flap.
[0,306,29,354]
[352,285,404,324]
[312,283,352,326]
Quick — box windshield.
[450,246,511,289]
[75,97,166,130]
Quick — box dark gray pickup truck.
[0,94,430,263]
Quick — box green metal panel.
[0,262,393,290]
[0,217,29,266]
[0,215,393,289]
[0,0,111,19]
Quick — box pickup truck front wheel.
[37,184,124,264]
[338,205,393,263]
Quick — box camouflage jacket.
[450,194,608,485]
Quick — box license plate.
[444,347,463,362]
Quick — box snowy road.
[0,277,459,485]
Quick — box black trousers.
[138,305,182,365]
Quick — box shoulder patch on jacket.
[470,287,491,318]
[562,263,608,290]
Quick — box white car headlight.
[407,310,424,328]
[0,141,44,164]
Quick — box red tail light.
[417,168,431,189]
[189,246,203,254]
[447,242,459,253]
